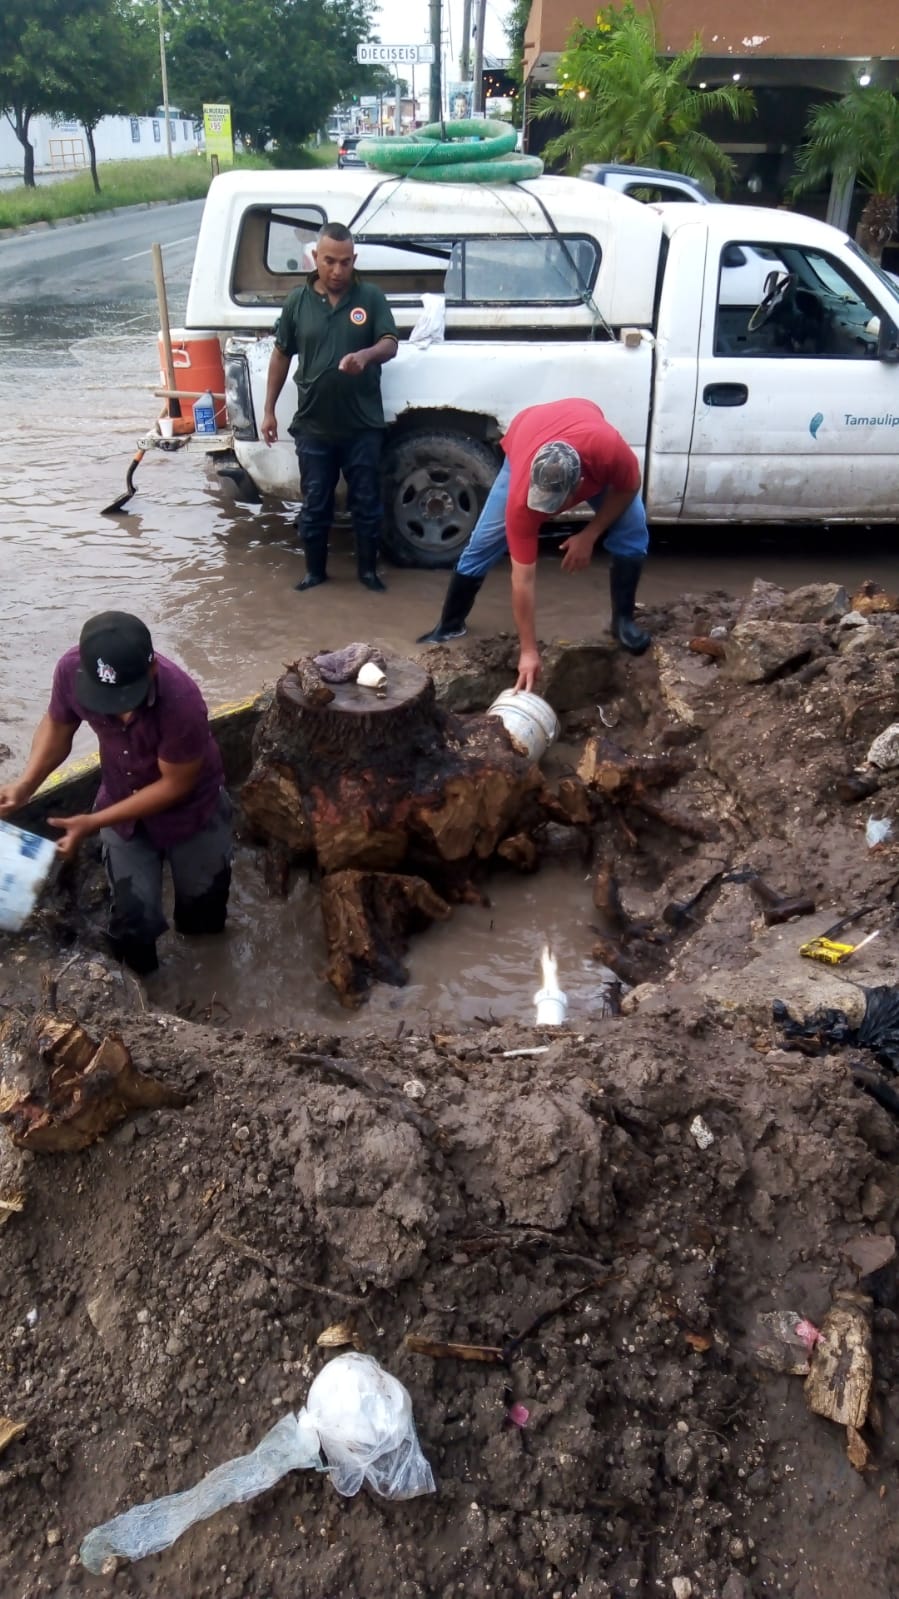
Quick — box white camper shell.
[185,169,899,568]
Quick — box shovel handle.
[152,243,181,419]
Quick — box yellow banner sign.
[203,102,233,166]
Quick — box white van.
[185,169,899,567]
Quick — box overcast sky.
[372,0,509,74]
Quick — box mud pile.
[4,577,899,1597]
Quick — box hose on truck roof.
[356,119,543,184]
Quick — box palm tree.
[790,88,899,264]
[533,4,754,193]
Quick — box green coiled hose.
[356,119,543,184]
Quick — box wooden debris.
[851,580,897,616]
[805,1291,873,1430]
[591,935,652,989]
[317,1320,362,1350]
[497,833,539,872]
[0,1417,26,1457]
[846,1425,872,1473]
[320,870,451,1005]
[214,1230,372,1311]
[0,1012,186,1153]
[405,1334,504,1364]
[553,777,593,826]
[240,763,314,853]
[0,1191,25,1227]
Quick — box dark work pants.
[100,789,233,973]
[294,429,384,554]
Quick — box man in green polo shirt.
[261,221,399,592]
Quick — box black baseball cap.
[76,612,155,714]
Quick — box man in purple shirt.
[0,612,232,975]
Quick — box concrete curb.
[0,195,204,242]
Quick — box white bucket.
[0,820,58,933]
[487,690,560,761]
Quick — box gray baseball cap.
[527,441,582,514]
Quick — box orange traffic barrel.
[159,329,226,429]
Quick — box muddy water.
[3,231,899,1024]
[148,849,603,1034]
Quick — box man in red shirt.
[0,612,231,975]
[417,398,651,687]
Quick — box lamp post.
[157,0,173,158]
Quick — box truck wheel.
[381,431,500,568]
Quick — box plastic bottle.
[193,390,217,435]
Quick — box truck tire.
[381,431,500,569]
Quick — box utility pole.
[157,0,172,158]
[471,0,486,114]
[429,0,442,122]
[460,0,472,81]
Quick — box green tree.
[166,0,376,153]
[0,0,80,186]
[533,4,753,192]
[46,0,157,194]
[790,88,899,264]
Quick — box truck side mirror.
[721,245,747,269]
[878,316,899,364]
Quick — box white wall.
[0,113,202,176]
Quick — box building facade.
[522,0,899,212]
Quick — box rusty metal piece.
[688,637,726,661]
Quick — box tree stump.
[241,650,548,1002]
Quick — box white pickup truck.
[186,169,899,567]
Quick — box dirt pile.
[4,578,899,1597]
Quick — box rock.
[776,582,849,624]
[723,621,823,685]
[672,1580,693,1599]
[843,1234,897,1275]
[737,577,787,623]
[839,624,881,655]
[866,723,899,770]
[46,1528,62,1547]
[722,1577,748,1599]
[839,610,868,629]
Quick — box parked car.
[185,169,899,566]
[337,134,364,169]
[580,162,719,205]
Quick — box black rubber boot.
[609,556,651,655]
[416,571,484,644]
[356,538,387,592]
[107,934,159,976]
[295,537,329,592]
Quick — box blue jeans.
[456,459,650,578]
[294,430,384,550]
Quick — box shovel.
[101,241,182,516]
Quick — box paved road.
[0,199,203,314]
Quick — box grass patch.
[0,146,335,230]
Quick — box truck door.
[683,234,899,520]
[643,223,708,518]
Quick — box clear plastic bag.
[80,1412,322,1573]
[307,1351,435,1500]
[409,294,446,348]
[80,1354,434,1573]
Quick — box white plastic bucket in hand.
[487,690,560,761]
[0,820,58,933]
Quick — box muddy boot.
[295,537,329,592]
[356,537,386,593]
[416,571,484,644]
[609,556,651,655]
[107,934,159,975]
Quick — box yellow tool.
[800,906,880,965]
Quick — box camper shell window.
[231,206,600,311]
